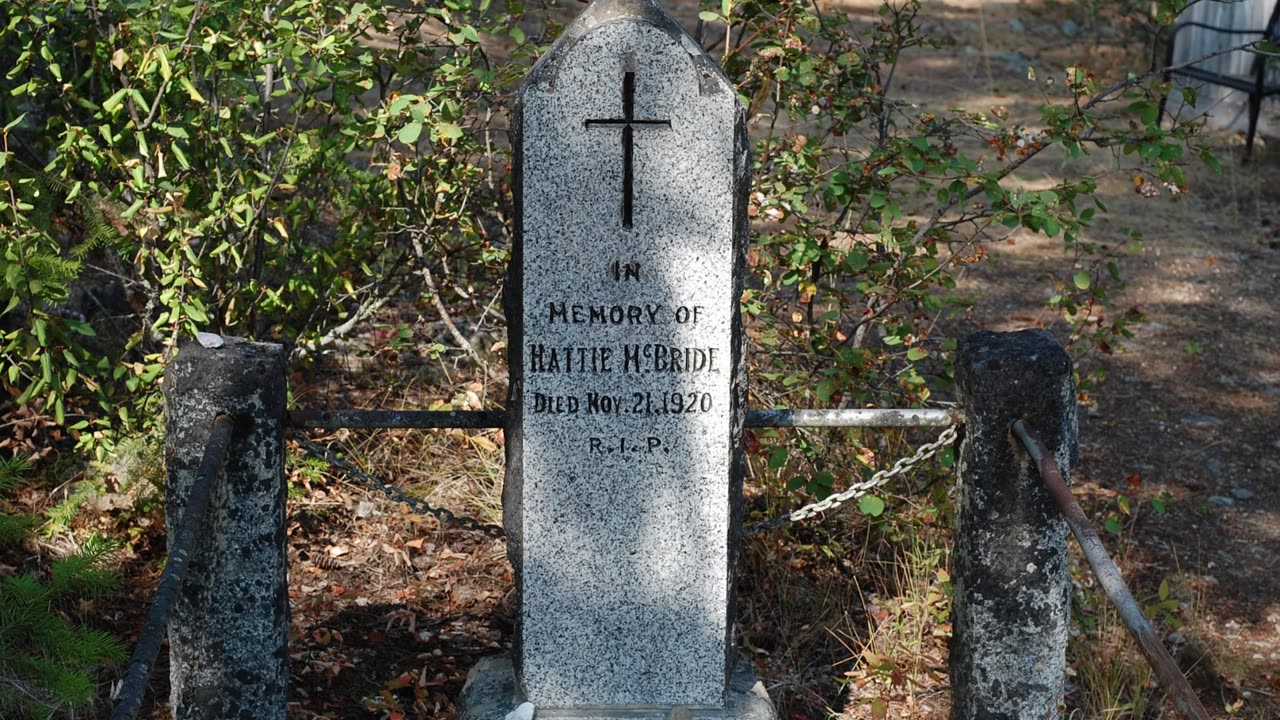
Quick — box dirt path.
[891,1,1280,717]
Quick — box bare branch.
[408,232,488,372]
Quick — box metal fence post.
[164,337,289,720]
[950,329,1078,720]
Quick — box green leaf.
[1200,150,1222,174]
[906,347,928,362]
[1072,271,1090,290]
[3,112,27,132]
[436,122,463,140]
[389,94,418,116]
[859,495,885,517]
[101,88,128,115]
[398,122,423,145]
[815,378,836,403]
[768,447,788,470]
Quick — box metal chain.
[745,425,958,536]
[296,425,956,540]
[293,435,507,538]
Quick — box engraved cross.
[585,60,671,229]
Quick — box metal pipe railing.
[1014,419,1209,720]
[111,415,233,720]
[288,407,962,430]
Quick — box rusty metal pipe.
[1013,419,1210,720]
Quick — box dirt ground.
[926,0,1280,712]
[90,1,1280,719]
[893,1,1280,718]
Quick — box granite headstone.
[459,0,772,717]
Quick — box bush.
[0,457,124,718]
[0,0,515,455]
[1,0,1212,479]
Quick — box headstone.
[459,0,772,717]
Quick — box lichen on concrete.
[950,329,1077,720]
[163,337,289,720]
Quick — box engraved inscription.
[584,65,671,228]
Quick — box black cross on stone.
[585,69,671,228]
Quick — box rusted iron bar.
[289,409,504,429]
[112,415,234,720]
[288,407,962,430]
[1013,420,1210,720]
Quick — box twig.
[407,232,487,372]
[289,281,402,363]
[1012,420,1210,720]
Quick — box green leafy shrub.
[0,0,514,455]
[1,0,1214,492]
[697,0,1212,501]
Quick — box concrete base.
[457,656,776,720]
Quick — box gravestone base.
[457,656,776,720]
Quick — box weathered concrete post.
[950,329,1078,720]
[163,336,289,720]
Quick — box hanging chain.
[296,425,957,539]
[293,435,507,539]
[745,425,958,536]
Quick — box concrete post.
[163,337,289,720]
[950,329,1078,720]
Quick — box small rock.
[1229,487,1255,500]
[196,331,225,349]
[1208,495,1234,507]
[1272,438,1280,450]
[354,500,378,518]
[505,702,535,720]
[1206,458,1225,476]
[1062,19,1082,37]
[1010,18,1025,33]
[1182,414,1221,427]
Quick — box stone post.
[163,337,289,720]
[950,329,1078,720]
